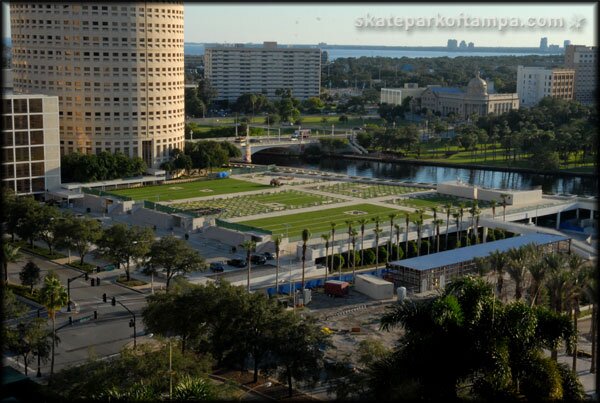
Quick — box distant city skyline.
[2,3,597,47]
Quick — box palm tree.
[357,218,368,268]
[566,254,589,372]
[387,213,397,263]
[330,222,337,276]
[404,212,410,257]
[544,252,569,361]
[469,202,481,244]
[488,250,509,301]
[301,229,311,290]
[506,245,534,301]
[490,200,497,220]
[273,235,282,295]
[442,203,453,250]
[373,227,383,269]
[350,229,358,282]
[452,212,461,248]
[2,243,21,284]
[433,219,443,253]
[240,240,256,292]
[527,260,547,307]
[394,224,401,260]
[39,272,68,383]
[320,233,330,283]
[412,217,424,257]
[500,194,509,221]
[458,203,465,242]
[583,270,598,373]
[344,220,353,277]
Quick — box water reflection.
[253,154,597,196]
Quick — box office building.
[2,93,61,196]
[459,40,467,49]
[563,40,571,49]
[564,45,598,105]
[420,73,519,119]
[380,83,438,106]
[9,2,185,168]
[204,41,321,102]
[540,37,548,50]
[447,39,458,49]
[516,66,575,107]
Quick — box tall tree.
[344,220,353,278]
[301,229,311,289]
[96,224,154,282]
[240,240,256,293]
[144,236,206,291]
[56,215,103,265]
[20,260,41,294]
[321,233,330,283]
[273,235,283,294]
[488,250,509,301]
[2,243,21,284]
[39,272,68,383]
[357,218,368,268]
[4,318,52,377]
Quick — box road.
[4,253,150,377]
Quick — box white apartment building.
[204,42,321,102]
[516,66,575,107]
[565,45,597,105]
[2,94,61,196]
[9,2,185,168]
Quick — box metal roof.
[430,87,464,94]
[389,233,570,271]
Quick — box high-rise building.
[447,39,458,49]
[467,42,475,49]
[204,42,321,102]
[9,2,185,168]
[516,66,575,107]
[540,37,548,50]
[2,93,61,196]
[565,45,597,105]
[564,40,571,49]
[459,40,467,49]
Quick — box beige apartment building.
[380,83,433,106]
[420,73,519,119]
[516,66,575,107]
[2,94,61,196]
[204,42,321,102]
[565,45,597,105]
[9,2,185,168]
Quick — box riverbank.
[341,153,598,178]
[256,150,597,179]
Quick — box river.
[251,154,598,197]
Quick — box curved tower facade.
[9,2,185,168]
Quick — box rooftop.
[389,233,570,271]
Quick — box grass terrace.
[310,182,429,199]
[238,203,426,239]
[391,193,494,210]
[171,190,345,219]
[108,178,270,202]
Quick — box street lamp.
[67,272,89,312]
[109,296,137,348]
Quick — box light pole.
[110,296,137,348]
[67,272,88,312]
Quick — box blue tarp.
[216,171,229,179]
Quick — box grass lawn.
[311,182,428,199]
[108,178,270,202]
[172,190,344,219]
[238,203,425,239]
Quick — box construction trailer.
[355,274,394,300]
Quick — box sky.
[3,2,597,47]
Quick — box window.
[14,115,28,130]
[29,115,44,129]
[14,132,29,146]
[13,99,28,113]
[30,147,45,160]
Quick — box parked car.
[227,258,246,268]
[250,254,267,265]
[263,252,274,260]
[210,262,225,272]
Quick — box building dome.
[467,72,488,96]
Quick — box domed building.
[420,72,519,120]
